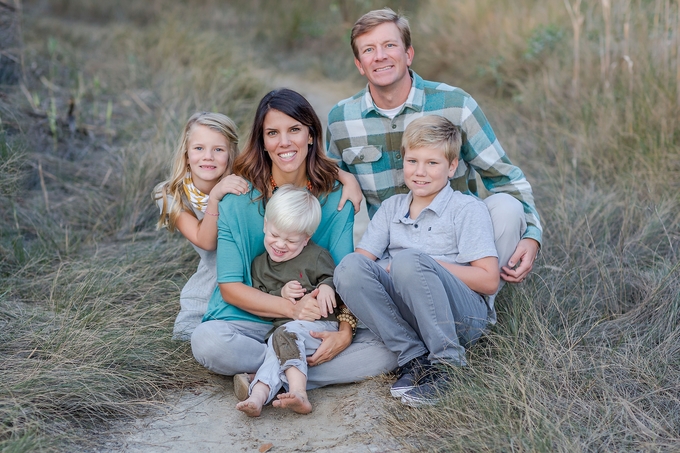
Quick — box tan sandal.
[233,373,251,401]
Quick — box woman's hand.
[281,280,305,303]
[290,288,322,321]
[306,324,353,366]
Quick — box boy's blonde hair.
[154,112,239,232]
[264,185,321,238]
[401,116,462,164]
[350,8,411,59]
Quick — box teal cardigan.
[202,184,354,324]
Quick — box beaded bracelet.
[337,306,357,336]
[204,210,219,217]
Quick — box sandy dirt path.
[107,71,403,452]
[111,377,402,453]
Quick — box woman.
[191,89,397,389]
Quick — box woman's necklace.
[269,174,313,193]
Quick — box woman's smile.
[263,109,311,180]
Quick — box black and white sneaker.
[401,368,453,407]
[390,354,431,398]
[400,380,444,407]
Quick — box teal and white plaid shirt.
[326,70,542,245]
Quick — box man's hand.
[336,169,363,213]
[501,238,539,283]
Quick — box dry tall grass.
[1,0,678,451]
[1,1,264,450]
[384,0,680,451]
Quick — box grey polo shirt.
[357,185,498,268]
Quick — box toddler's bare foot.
[237,381,269,417]
[272,391,312,414]
[236,397,263,417]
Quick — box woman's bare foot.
[272,391,312,414]
[236,382,269,417]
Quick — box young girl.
[154,112,248,340]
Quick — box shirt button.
[414,224,419,228]
[396,153,401,159]
[392,124,397,129]
[359,154,364,160]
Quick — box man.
[328,8,541,291]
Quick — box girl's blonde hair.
[154,112,239,231]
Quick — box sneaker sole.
[233,373,251,402]
[390,386,414,398]
[400,394,439,407]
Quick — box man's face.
[353,22,414,92]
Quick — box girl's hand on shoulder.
[281,280,305,303]
[315,284,336,318]
[211,174,249,200]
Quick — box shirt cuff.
[521,225,543,248]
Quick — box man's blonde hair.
[401,116,462,164]
[350,8,411,59]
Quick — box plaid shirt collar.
[360,70,425,117]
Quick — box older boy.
[329,8,540,288]
[334,116,499,407]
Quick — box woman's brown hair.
[233,88,338,204]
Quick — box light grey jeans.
[191,318,397,388]
[334,250,490,368]
[484,193,527,324]
[251,320,338,404]
[484,194,527,279]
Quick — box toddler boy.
[236,185,342,416]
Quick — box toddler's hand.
[281,280,306,304]
[316,284,336,318]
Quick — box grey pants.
[484,193,527,324]
[191,319,398,388]
[251,320,338,404]
[333,193,526,368]
[334,250,490,367]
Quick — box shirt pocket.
[341,145,383,166]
